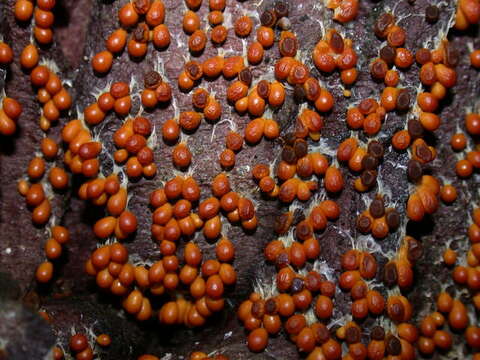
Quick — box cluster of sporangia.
[0,95,22,135]
[337,138,385,193]
[83,174,246,328]
[91,0,170,73]
[53,332,228,360]
[236,0,480,359]
[356,194,400,239]
[113,115,158,178]
[49,331,112,360]
[252,135,342,202]
[14,0,56,44]
[0,0,479,358]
